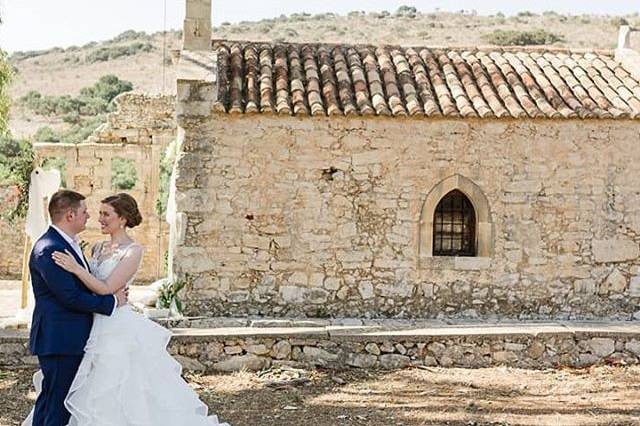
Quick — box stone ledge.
[171,326,330,342]
[419,256,492,270]
[3,321,640,371]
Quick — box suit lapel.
[82,251,92,274]
[48,226,88,272]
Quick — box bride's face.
[98,203,126,234]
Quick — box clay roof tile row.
[211,41,640,120]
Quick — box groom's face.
[69,200,90,234]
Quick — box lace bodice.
[88,241,142,286]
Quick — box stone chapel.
[163,2,640,320]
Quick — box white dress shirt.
[50,225,117,315]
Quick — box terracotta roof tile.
[243,45,260,113]
[287,45,309,115]
[405,48,441,116]
[258,45,274,113]
[229,43,244,113]
[211,40,640,120]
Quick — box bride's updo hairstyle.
[101,193,143,228]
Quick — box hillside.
[7,9,638,138]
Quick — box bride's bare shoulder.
[127,242,144,256]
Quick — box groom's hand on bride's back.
[115,288,128,307]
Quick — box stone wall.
[2,323,640,371]
[173,114,640,319]
[0,93,176,281]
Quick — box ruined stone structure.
[34,93,176,281]
[171,6,640,320]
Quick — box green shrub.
[0,50,11,136]
[157,279,186,313]
[482,29,565,46]
[80,74,133,104]
[112,30,148,43]
[156,140,177,216]
[85,42,153,63]
[63,116,105,144]
[0,135,34,221]
[20,75,132,118]
[395,5,417,18]
[111,157,138,190]
[34,115,105,144]
[34,126,61,143]
[10,50,49,61]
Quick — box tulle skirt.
[23,306,229,426]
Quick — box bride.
[23,193,229,426]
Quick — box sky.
[0,0,638,53]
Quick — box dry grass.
[2,365,640,425]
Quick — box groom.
[28,189,127,426]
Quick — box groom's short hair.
[48,190,86,222]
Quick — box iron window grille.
[432,190,476,257]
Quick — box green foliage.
[63,115,105,143]
[0,50,12,136]
[482,29,565,46]
[0,135,34,221]
[395,5,417,18]
[85,42,153,63]
[10,51,43,61]
[155,140,177,216]
[34,115,105,144]
[34,126,61,143]
[156,279,186,314]
[111,157,138,190]
[22,75,131,144]
[20,75,132,117]
[20,91,84,116]
[80,74,133,105]
[112,30,149,43]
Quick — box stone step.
[2,321,640,371]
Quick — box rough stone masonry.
[173,111,640,319]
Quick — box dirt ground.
[1,365,639,426]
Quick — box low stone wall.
[2,321,640,371]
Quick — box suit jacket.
[28,226,115,356]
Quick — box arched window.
[432,190,476,257]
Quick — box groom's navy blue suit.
[29,226,115,426]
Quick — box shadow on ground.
[3,366,640,426]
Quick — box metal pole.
[20,235,30,309]
[162,0,167,94]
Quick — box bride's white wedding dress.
[23,242,229,426]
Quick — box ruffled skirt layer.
[23,306,229,426]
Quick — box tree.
[0,8,11,136]
[0,49,11,136]
[79,74,133,105]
